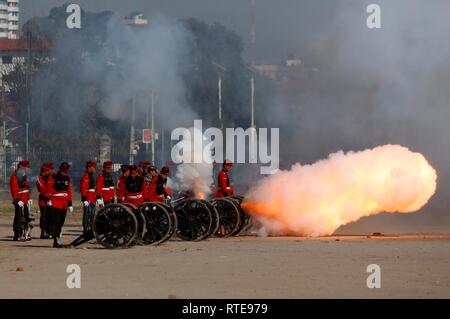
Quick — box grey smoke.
[262,0,450,231]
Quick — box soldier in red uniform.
[80,160,97,233]
[215,160,234,198]
[47,162,73,248]
[147,165,159,201]
[123,165,148,206]
[96,160,115,206]
[149,166,173,202]
[116,164,130,203]
[10,160,32,241]
[36,162,53,239]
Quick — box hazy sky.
[20,0,338,63]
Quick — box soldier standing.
[95,160,115,206]
[36,162,53,239]
[10,160,32,241]
[215,160,234,198]
[123,164,148,206]
[80,160,97,233]
[47,162,73,248]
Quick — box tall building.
[0,0,19,39]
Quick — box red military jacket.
[215,169,234,198]
[96,171,115,202]
[80,173,96,204]
[123,175,148,205]
[116,176,126,203]
[10,172,30,203]
[46,172,73,210]
[36,174,51,206]
[148,177,163,202]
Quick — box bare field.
[1,208,449,299]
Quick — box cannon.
[172,194,251,240]
[69,202,177,248]
[68,194,251,248]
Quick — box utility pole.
[218,75,223,131]
[151,89,155,165]
[212,62,227,132]
[129,95,136,165]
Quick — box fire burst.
[242,144,437,237]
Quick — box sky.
[20,0,338,63]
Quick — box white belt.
[53,193,68,197]
[126,195,142,199]
[88,189,95,192]
[18,190,29,194]
[102,187,115,191]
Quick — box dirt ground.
[0,209,449,299]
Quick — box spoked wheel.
[139,202,172,245]
[162,203,178,240]
[92,204,138,248]
[174,199,212,241]
[228,196,252,235]
[211,198,241,238]
[122,203,145,245]
[199,200,219,238]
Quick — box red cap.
[18,160,30,169]
[120,164,130,173]
[41,162,54,171]
[129,164,138,172]
[223,160,233,167]
[85,160,97,169]
[139,160,151,168]
[160,166,170,175]
[103,160,113,169]
[59,162,71,172]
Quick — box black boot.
[40,230,50,239]
[13,232,19,241]
[53,237,64,248]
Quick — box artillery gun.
[68,194,251,248]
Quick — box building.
[0,37,50,87]
[124,12,148,26]
[0,0,19,39]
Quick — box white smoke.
[173,127,214,198]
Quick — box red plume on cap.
[41,162,54,171]
[160,166,170,174]
[103,160,113,169]
[85,160,97,169]
[59,162,71,171]
[129,164,138,171]
[18,160,30,169]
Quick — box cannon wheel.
[174,199,212,241]
[162,203,178,240]
[229,196,252,235]
[122,203,146,245]
[199,200,219,238]
[139,202,173,245]
[92,204,138,248]
[211,198,240,238]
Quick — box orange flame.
[243,145,437,237]
[197,191,206,200]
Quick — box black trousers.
[82,204,96,233]
[50,207,67,238]
[39,205,52,232]
[13,204,30,234]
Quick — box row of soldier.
[9,159,234,248]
